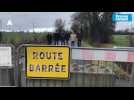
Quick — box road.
[114,80,132,87]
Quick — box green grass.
[80,35,130,48]
[82,35,130,48]
[1,32,21,44]
[82,41,92,47]
[0,32,131,48]
[1,32,47,45]
[112,35,129,47]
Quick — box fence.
[19,56,113,87]
[17,44,114,87]
[0,43,133,87]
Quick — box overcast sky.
[0,12,74,31]
[0,12,133,32]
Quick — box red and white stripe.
[72,48,134,62]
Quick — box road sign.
[112,14,132,22]
[0,47,12,67]
[26,46,70,79]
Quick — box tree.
[71,13,81,33]
[71,12,93,43]
[71,12,115,44]
[54,18,65,33]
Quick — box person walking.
[47,33,52,45]
[49,33,52,45]
[53,32,59,45]
[65,32,70,45]
[70,32,77,47]
[60,32,66,45]
[76,32,82,47]
[57,32,61,45]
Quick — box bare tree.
[55,18,65,33]
[71,12,115,44]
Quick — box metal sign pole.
[16,44,29,87]
[16,44,25,87]
[131,63,134,87]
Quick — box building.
[6,19,13,32]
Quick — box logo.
[112,14,132,22]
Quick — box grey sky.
[0,12,133,32]
[0,12,74,31]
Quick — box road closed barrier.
[72,48,134,62]
[17,45,134,87]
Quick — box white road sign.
[0,47,12,67]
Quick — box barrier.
[1,43,132,87]
[0,43,117,87]
[16,45,119,87]
[72,47,134,87]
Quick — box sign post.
[25,46,70,79]
[130,63,134,87]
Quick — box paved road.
[51,40,78,47]
[113,80,132,87]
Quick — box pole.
[131,63,134,87]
